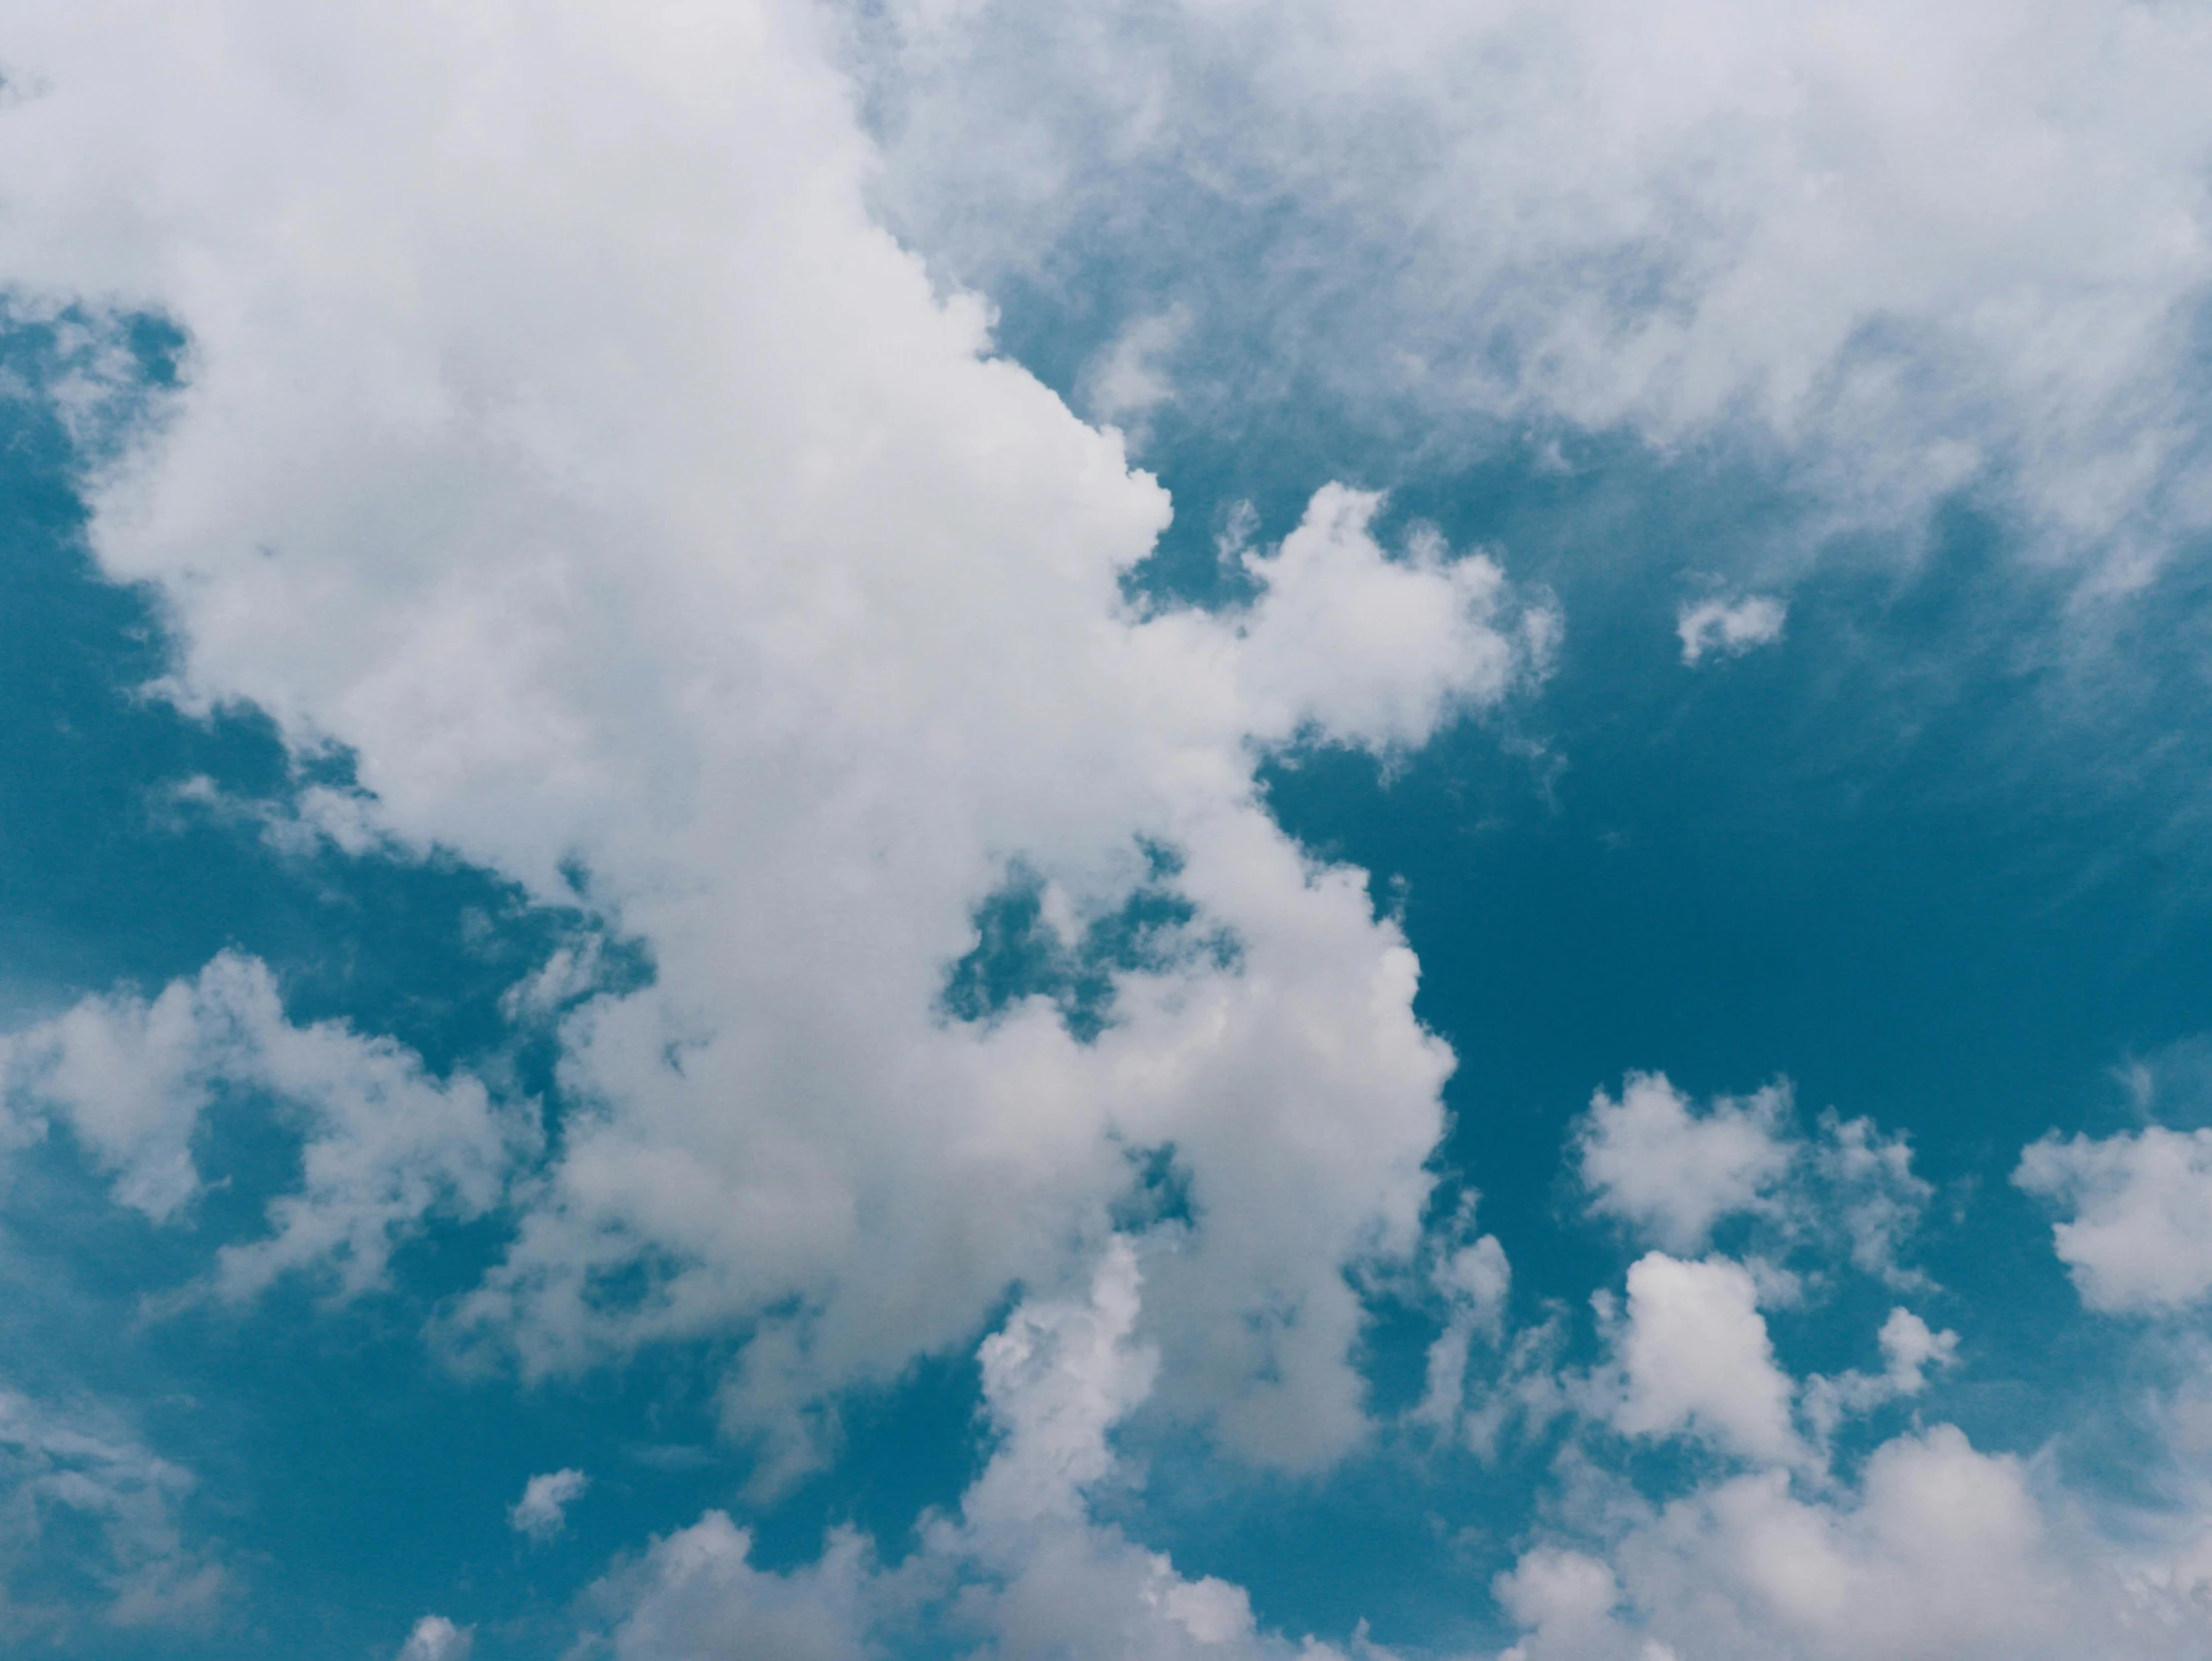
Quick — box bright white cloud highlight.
[0,0,1553,1476]
[1605,1252,1804,1467]
[2015,1126,2212,1311]
[509,1468,589,1543]
[1677,595,1787,666]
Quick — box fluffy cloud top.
[583,1244,1348,1661]
[395,1615,473,1661]
[2015,1126,2212,1311]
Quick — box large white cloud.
[857,0,2212,579]
[0,0,1552,1475]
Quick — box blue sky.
[4,4,2212,1658]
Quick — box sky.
[2,2,2212,1657]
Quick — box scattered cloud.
[1575,1074,1932,1284]
[509,1468,590,1543]
[0,1381,226,1637]
[0,952,533,1301]
[1677,595,1788,666]
[2016,1126,2212,1312]
[395,1614,473,1661]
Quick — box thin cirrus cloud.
[855,0,2212,583]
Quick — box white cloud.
[1800,1307,1960,1447]
[0,952,533,1301]
[1575,1075,1932,1283]
[509,1468,590,1543]
[1497,1418,2212,1661]
[1411,1201,1513,1433]
[1677,595,1787,666]
[582,1242,1366,1660]
[2015,1126,2212,1312]
[396,1614,474,1661]
[857,0,2212,579]
[0,1381,226,1636]
[0,0,1551,1474]
[1079,305,1190,436]
[1577,1075,1795,1252]
[1602,1252,1805,1467]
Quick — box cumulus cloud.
[0,1382,226,1636]
[1677,594,1787,666]
[0,0,1553,1475]
[509,1468,590,1543]
[1602,1252,1806,1466]
[0,952,533,1301]
[581,1243,1365,1660]
[1495,1267,2212,1661]
[1800,1307,1960,1447]
[2015,1126,2212,1312]
[1574,1074,1931,1281]
[857,0,2212,578]
[396,1614,473,1661]
[1578,1075,1797,1252]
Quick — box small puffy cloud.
[1677,595,1788,666]
[1232,485,1559,755]
[1604,1252,1805,1466]
[0,953,533,1302]
[2015,1126,2212,1311]
[509,1468,589,1542]
[396,1615,473,1661]
[1576,1075,1932,1283]
[1875,1307,1959,1395]
[1578,1075,1794,1252]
